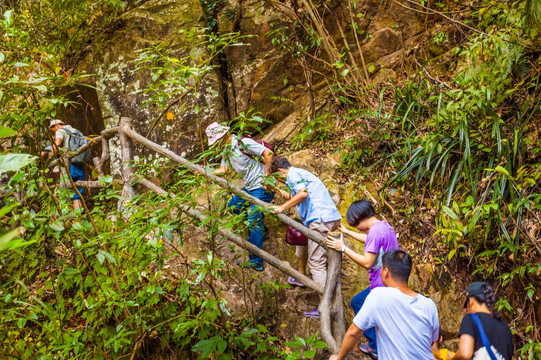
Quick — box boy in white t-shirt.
[329,250,440,360]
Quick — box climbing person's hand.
[326,232,345,251]
[328,355,341,360]
[339,223,349,233]
[269,205,284,214]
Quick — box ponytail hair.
[473,283,503,320]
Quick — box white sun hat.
[49,119,64,128]
[206,122,230,146]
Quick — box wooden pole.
[120,121,346,351]
[118,118,134,211]
[120,123,329,248]
[138,177,324,294]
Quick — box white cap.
[49,119,64,128]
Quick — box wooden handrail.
[67,119,346,353]
[120,123,330,248]
[120,121,346,353]
[138,177,325,294]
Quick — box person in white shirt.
[329,249,440,360]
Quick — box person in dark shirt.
[451,282,514,360]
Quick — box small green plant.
[284,333,328,359]
[432,31,449,45]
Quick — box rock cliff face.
[70,0,431,171]
[75,0,228,172]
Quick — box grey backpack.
[63,128,90,165]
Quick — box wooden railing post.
[320,246,347,353]
[118,117,135,212]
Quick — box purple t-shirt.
[364,221,399,289]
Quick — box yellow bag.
[433,348,455,360]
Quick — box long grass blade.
[446,159,464,206]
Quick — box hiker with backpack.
[268,155,342,319]
[450,282,513,360]
[205,122,275,272]
[49,119,90,209]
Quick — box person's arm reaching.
[448,335,474,360]
[340,223,367,243]
[277,187,292,200]
[270,187,307,213]
[327,234,378,269]
[329,323,364,360]
[213,165,228,175]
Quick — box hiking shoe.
[287,276,305,287]
[359,343,377,359]
[303,307,319,319]
[236,260,264,272]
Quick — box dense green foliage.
[1,0,540,358]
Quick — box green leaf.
[368,64,376,73]
[295,336,306,346]
[303,350,316,359]
[64,268,81,276]
[14,62,29,67]
[49,220,65,232]
[241,328,258,336]
[217,340,227,352]
[0,229,36,253]
[0,52,5,63]
[97,250,116,263]
[3,10,13,25]
[312,341,328,349]
[0,154,37,173]
[97,251,105,264]
[17,318,27,329]
[0,126,15,138]
[334,60,345,68]
[33,85,47,92]
[192,338,218,358]
[341,68,350,77]
[494,165,510,177]
[0,203,18,218]
[441,205,459,221]
[284,341,302,348]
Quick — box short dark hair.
[270,156,291,174]
[382,249,411,283]
[345,199,376,227]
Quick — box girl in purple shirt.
[327,199,399,359]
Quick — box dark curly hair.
[473,284,503,320]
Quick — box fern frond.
[526,0,541,27]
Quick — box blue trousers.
[227,187,274,267]
[70,164,85,200]
[351,287,377,353]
